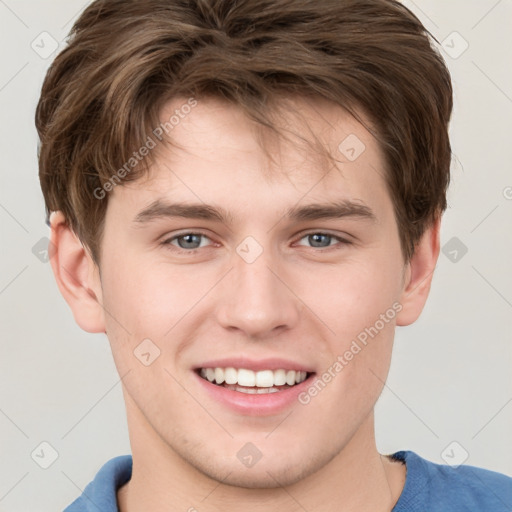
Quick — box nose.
[215,246,301,339]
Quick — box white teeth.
[273,369,287,386]
[228,385,281,394]
[198,367,309,388]
[255,370,274,387]
[214,367,225,384]
[295,371,305,384]
[224,367,238,385]
[237,368,256,387]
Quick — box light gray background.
[1,1,511,510]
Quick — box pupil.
[310,234,330,247]
[179,234,201,249]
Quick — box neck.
[118,397,405,512]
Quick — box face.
[85,96,413,487]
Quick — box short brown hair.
[35,0,453,265]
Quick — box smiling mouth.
[196,367,315,394]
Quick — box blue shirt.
[63,450,512,511]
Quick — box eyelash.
[160,231,352,254]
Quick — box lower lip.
[193,371,315,416]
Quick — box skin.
[50,96,440,512]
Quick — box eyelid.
[160,228,212,240]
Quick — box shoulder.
[391,450,512,511]
[63,455,132,512]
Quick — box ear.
[396,217,441,326]
[49,211,106,333]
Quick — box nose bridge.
[216,241,300,337]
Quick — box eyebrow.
[132,198,376,226]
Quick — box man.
[35,0,512,510]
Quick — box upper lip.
[194,357,315,373]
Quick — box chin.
[206,462,310,489]
[186,446,328,490]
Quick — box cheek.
[298,255,402,404]
[99,257,221,380]
[301,256,403,339]
[98,259,164,370]
[100,257,194,334]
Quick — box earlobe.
[49,211,106,333]
[396,217,441,326]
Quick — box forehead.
[109,95,391,223]
[155,94,379,175]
